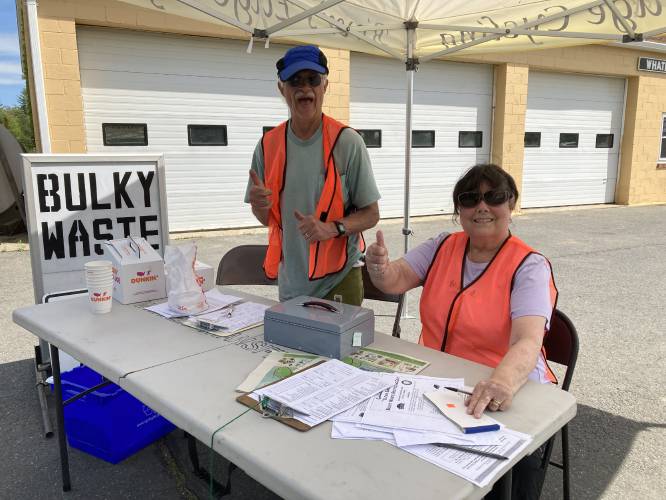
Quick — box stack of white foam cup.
[84,260,114,314]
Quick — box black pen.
[434,442,508,460]
[444,386,473,396]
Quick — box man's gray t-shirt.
[244,121,380,301]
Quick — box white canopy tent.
[119,0,665,252]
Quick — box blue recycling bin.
[56,365,175,464]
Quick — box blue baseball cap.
[276,45,329,81]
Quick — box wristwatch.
[334,221,346,238]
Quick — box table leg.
[495,468,512,500]
[50,345,71,492]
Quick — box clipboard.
[235,360,328,432]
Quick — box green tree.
[0,86,36,153]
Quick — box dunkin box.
[104,237,166,304]
[194,260,215,292]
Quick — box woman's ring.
[490,398,501,407]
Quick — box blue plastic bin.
[56,365,175,464]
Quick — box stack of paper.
[245,359,532,489]
[144,289,241,318]
[328,373,532,488]
[189,301,270,336]
[250,359,393,427]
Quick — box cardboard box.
[194,260,215,292]
[104,237,166,304]
[264,296,375,359]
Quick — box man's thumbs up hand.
[366,230,389,276]
[248,170,272,209]
[294,210,338,242]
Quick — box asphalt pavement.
[1,204,665,499]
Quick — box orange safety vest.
[419,231,558,382]
[262,115,363,281]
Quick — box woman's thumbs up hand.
[366,230,389,276]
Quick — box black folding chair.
[360,263,404,338]
[540,309,580,500]
[215,244,276,286]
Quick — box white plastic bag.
[164,242,208,314]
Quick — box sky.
[0,0,24,107]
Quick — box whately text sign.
[638,57,666,74]
[22,155,169,301]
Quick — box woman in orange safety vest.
[364,163,558,500]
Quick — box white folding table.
[13,289,576,499]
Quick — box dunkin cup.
[84,260,114,314]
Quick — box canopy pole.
[402,22,417,319]
[403,23,418,256]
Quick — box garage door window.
[357,129,382,148]
[458,131,483,148]
[412,130,435,148]
[103,123,148,146]
[660,115,666,161]
[188,125,228,146]
[595,134,614,148]
[524,132,541,148]
[559,133,579,148]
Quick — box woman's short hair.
[452,163,519,216]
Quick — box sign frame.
[22,153,170,303]
[637,57,666,74]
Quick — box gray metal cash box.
[264,296,375,359]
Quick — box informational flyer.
[342,347,429,374]
[236,352,325,392]
[360,373,465,433]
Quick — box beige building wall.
[491,63,529,205]
[37,15,84,153]
[617,75,666,204]
[28,0,666,204]
[321,48,350,124]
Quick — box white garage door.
[522,71,625,208]
[350,53,492,218]
[77,27,288,231]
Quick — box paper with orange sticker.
[425,390,500,434]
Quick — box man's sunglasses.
[457,190,513,208]
[286,73,323,88]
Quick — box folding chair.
[540,309,580,500]
[360,263,404,338]
[215,244,276,286]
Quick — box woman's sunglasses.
[286,73,323,88]
[457,190,513,208]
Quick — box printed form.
[402,429,532,488]
[254,359,391,427]
[360,373,468,433]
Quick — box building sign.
[638,57,666,74]
[22,154,169,301]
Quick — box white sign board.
[22,154,169,302]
